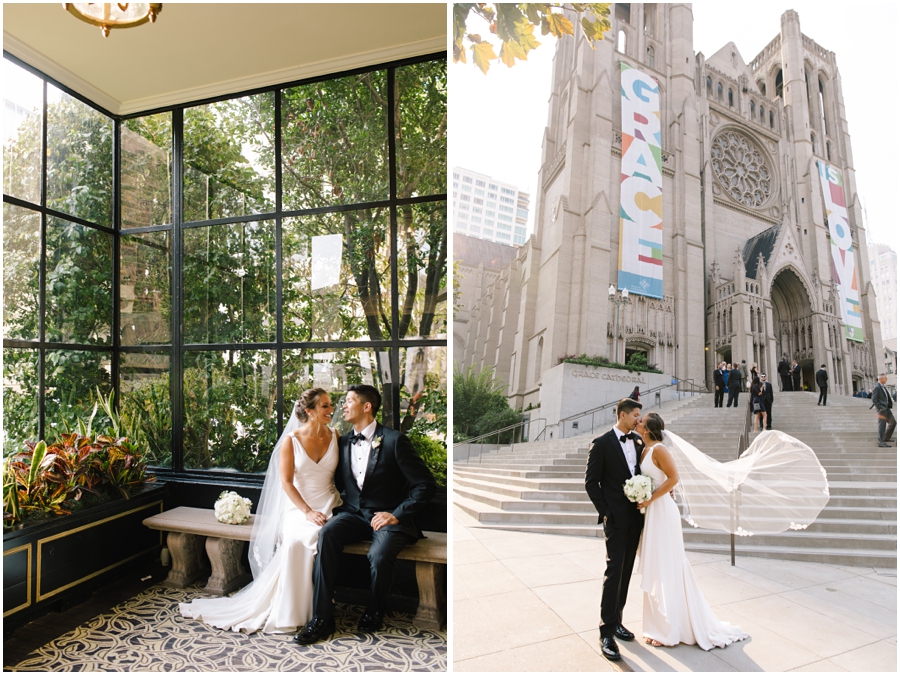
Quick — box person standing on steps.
[713,363,726,408]
[791,360,802,392]
[816,364,829,406]
[726,363,742,408]
[739,360,749,392]
[872,374,896,448]
[760,374,774,430]
[778,356,791,392]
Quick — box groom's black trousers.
[600,518,643,638]
[313,511,415,620]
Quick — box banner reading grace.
[617,63,663,299]
[817,161,864,342]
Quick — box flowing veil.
[662,429,830,536]
[248,408,301,580]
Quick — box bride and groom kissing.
[180,384,437,643]
[585,398,748,661]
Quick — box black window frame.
[3,50,448,484]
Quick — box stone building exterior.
[456,4,884,411]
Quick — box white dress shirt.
[349,420,378,490]
[613,424,638,476]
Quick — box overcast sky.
[449,2,898,248]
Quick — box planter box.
[3,483,167,632]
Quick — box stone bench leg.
[162,532,207,588]
[413,561,445,630]
[203,537,252,596]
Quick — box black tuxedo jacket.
[713,368,725,388]
[585,428,645,529]
[777,360,790,377]
[334,424,436,540]
[816,368,828,388]
[761,381,774,403]
[727,369,742,389]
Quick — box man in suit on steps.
[872,374,896,448]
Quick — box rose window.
[710,131,771,207]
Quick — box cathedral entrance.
[770,268,816,390]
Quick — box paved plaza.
[453,505,897,672]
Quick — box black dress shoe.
[600,635,621,661]
[293,617,335,645]
[358,611,384,632]
[615,624,635,641]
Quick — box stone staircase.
[454,392,897,568]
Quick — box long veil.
[248,407,301,580]
[662,429,830,536]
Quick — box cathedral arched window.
[758,81,766,97]
[706,76,712,97]
[644,4,657,37]
[818,77,828,135]
[750,100,755,117]
[826,141,833,161]
[717,82,723,102]
[728,88,734,107]
[775,69,784,98]
[646,45,655,69]
[759,105,765,123]
[617,29,627,53]
[811,132,818,154]
[769,110,775,129]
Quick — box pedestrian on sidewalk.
[816,364,828,406]
[713,362,725,408]
[872,374,896,447]
[791,360,801,392]
[726,363,742,408]
[760,373,774,429]
[628,386,641,402]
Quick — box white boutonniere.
[372,435,383,450]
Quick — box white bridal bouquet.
[623,475,653,514]
[215,491,253,525]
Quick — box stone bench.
[142,506,447,629]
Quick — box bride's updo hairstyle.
[643,412,665,443]
[294,388,328,422]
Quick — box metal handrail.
[534,375,707,442]
[452,417,547,463]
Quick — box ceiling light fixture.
[63,3,162,38]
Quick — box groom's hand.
[371,512,399,531]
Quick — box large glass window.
[2,53,447,484]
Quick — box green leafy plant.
[558,353,663,374]
[408,429,447,488]
[453,363,521,443]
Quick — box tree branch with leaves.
[453,3,611,74]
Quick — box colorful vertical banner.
[617,63,663,299]
[817,161,864,342]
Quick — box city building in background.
[868,243,897,341]
[452,167,530,246]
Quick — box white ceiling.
[3,3,447,115]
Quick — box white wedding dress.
[636,442,749,650]
[179,430,341,633]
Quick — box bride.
[179,388,341,633]
[632,411,829,649]
[632,411,748,649]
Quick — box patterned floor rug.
[8,585,447,672]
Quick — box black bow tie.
[349,432,367,445]
[619,433,636,443]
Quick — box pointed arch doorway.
[770,268,815,390]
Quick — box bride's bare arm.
[279,435,327,526]
[637,444,679,508]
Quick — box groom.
[294,384,436,644]
[585,398,645,661]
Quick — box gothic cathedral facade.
[456,5,884,408]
